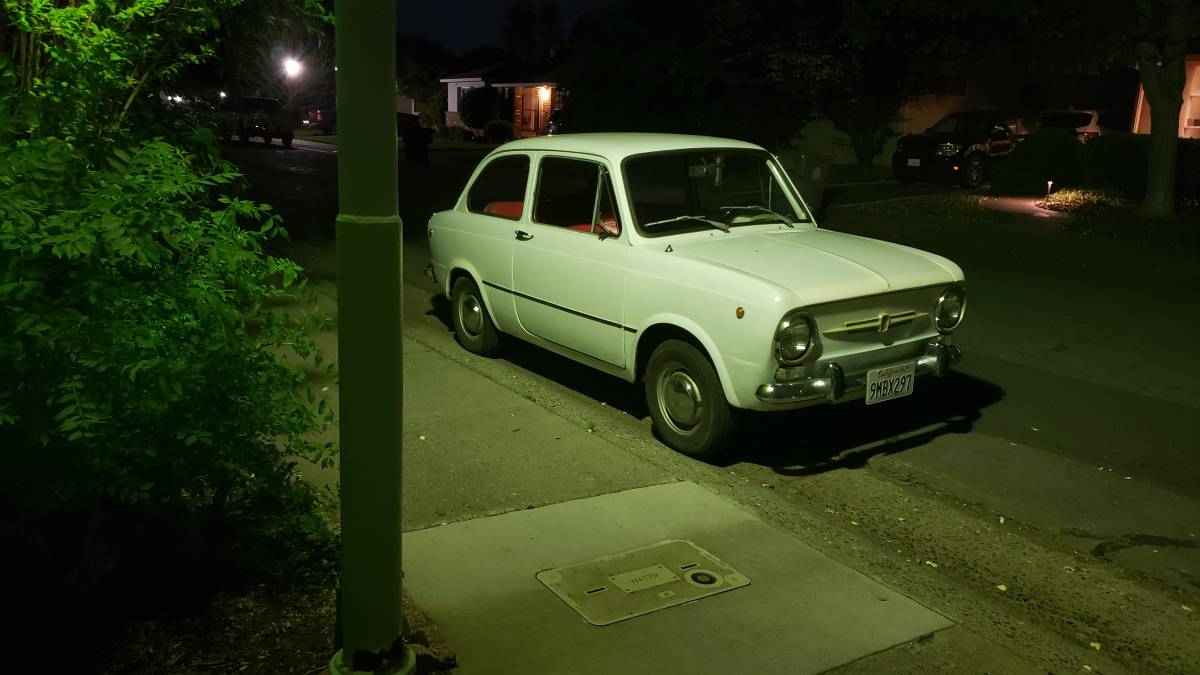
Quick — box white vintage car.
[427,133,965,459]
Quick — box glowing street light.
[218,90,227,99]
[283,57,303,78]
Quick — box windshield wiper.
[642,214,730,233]
[720,205,794,226]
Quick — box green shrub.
[0,0,337,642]
[1085,133,1200,201]
[992,127,1087,195]
[484,119,515,143]
[459,86,504,129]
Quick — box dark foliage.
[484,118,515,143]
[460,85,505,129]
[991,128,1088,195]
[1085,133,1200,202]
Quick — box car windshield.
[624,149,810,236]
[929,112,998,135]
[1039,112,1094,129]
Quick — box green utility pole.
[330,0,414,673]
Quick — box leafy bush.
[991,127,1087,195]
[0,0,337,648]
[1084,133,1200,201]
[483,119,515,143]
[459,85,504,129]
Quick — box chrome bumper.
[755,340,962,404]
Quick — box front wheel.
[960,153,987,189]
[644,339,736,460]
[451,277,500,356]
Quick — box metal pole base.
[329,646,416,675]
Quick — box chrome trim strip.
[482,280,638,334]
[823,310,929,335]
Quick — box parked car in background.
[219,96,297,147]
[428,133,966,459]
[301,106,337,134]
[1036,109,1127,142]
[892,110,1028,188]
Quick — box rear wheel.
[282,133,294,148]
[451,277,500,356]
[960,153,987,188]
[644,339,736,460]
[263,133,273,145]
[238,129,250,144]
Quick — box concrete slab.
[403,481,953,675]
[401,404,671,529]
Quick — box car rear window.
[467,154,530,219]
[1039,112,1094,129]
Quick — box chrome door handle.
[514,230,534,241]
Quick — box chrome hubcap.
[658,368,703,434]
[459,293,483,336]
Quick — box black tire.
[960,153,987,189]
[894,167,914,183]
[451,277,500,356]
[282,133,293,148]
[238,129,250,144]
[644,339,736,460]
[263,133,273,145]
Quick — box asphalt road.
[224,138,1200,670]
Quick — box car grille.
[811,286,945,365]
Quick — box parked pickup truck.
[220,96,297,147]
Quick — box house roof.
[440,61,557,87]
[493,133,763,162]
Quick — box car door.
[511,154,630,367]
[455,153,532,332]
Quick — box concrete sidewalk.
[291,277,959,673]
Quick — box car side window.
[467,155,530,220]
[534,157,621,237]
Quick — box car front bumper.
[755,339,962,405]
[892,154,965,182]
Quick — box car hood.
[667,228,961,305]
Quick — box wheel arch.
[633,317,743,407]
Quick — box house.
[440,62,559,137]
[1132,55,1200,138]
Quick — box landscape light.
[218,90,227,99]
[1046,180,1054,197]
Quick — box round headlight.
[935,285,966,333]
[775,312,813,365]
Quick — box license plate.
[865,362,916,405]
[907,158,921,167]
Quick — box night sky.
[398,0,614,53]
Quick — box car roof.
[498,132,763,161]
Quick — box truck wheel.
[282,133,293,148]
[960,153,987,189]
[644,339,736,461]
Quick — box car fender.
[631,312,753,408]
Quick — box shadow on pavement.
[734,370,1004,474]
[425,293,650,418]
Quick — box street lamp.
[283,57,303,78]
